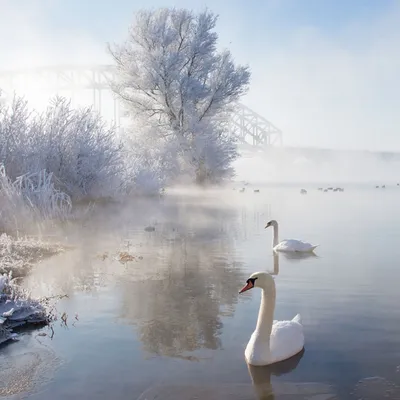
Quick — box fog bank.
[234,146,400,184]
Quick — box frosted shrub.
[32,97,126,201]
[0,96,33,180]
[0,94,130,232]
[0,96,126,201]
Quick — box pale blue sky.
[1,0,399,151]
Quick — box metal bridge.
[0,65,282,148]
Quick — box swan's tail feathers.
[310,245,319,252]
[292,314,302,324]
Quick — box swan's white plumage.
[245,314,305,366]
[241,272,304,367]
[273,239,318,253]
[265,220,318,253]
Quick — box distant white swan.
[265,220,318,253]
[239,271,304,366]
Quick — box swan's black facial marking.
[239,277,258,294]
[247,277,258,286]
[265,221,272,228]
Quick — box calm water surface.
[2,185,400,399]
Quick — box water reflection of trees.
[118,200,246,357]
[25,193,249,357]
[24,240,112,298]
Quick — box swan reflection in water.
[137,344,335,399]
[270,253,280,275]
[279,251,319,262]
[248,353,336,399]
[247,348,304,399]
[268,251,318,277]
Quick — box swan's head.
[265,220,278,229]
[239,272,273,293]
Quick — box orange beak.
[239,281,254,294]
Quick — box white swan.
[265,220,318,253]
[239,271,304,366]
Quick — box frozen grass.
[0,233,64,277]
[0,165,72,234]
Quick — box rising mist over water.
[3,185,400,398]
[234,146,400,185]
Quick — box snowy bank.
[0,233,65,277]
[0,234,66,344]
[0,272,48,345]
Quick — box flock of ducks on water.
[300,187,345,194]
[317,187,344,193]
[237,184,400,195]
[237,187,260,193]
[239,219,318,366]
[235,184,345,194]
[375,183,400,188]
[303,184,400,193]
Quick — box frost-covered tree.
[109,8,250,184]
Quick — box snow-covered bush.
[40,98,126,200]
[0,96,126,201]
[109,7,250,184]
[0,94,142,232]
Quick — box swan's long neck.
[272,223,279,247]
[272,253,279,275]
[255,283,276,339]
